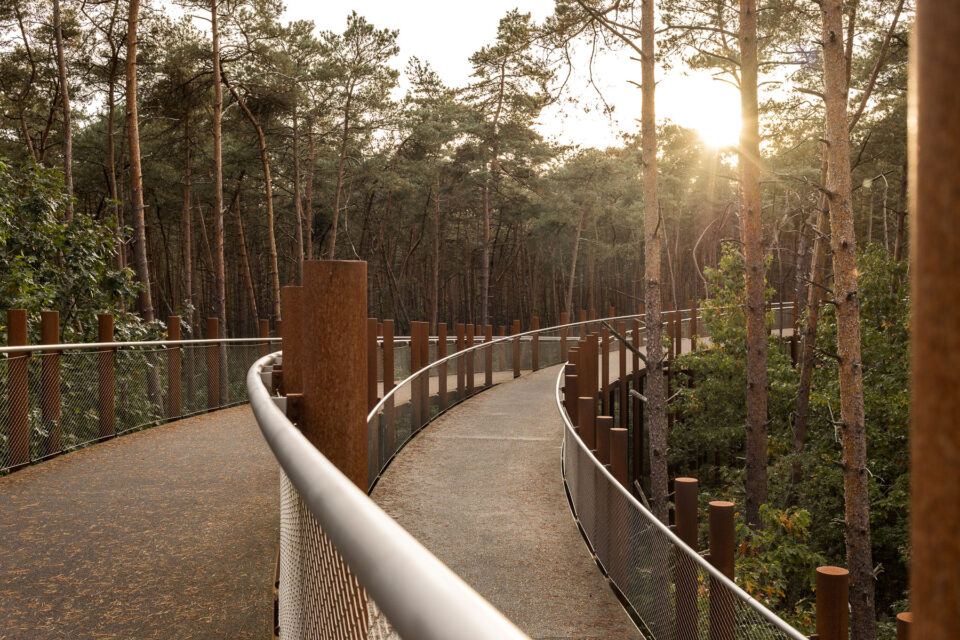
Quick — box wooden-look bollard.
[610,428,628,487]
[589,308,596,334]
[579,309,587,338]
[578,396,596,451]
[601,326,610,415]
[596,415,612,464]
[298,260,367,488]
[530,317,539,371]
[690,301,698,351]
[281,287,304,396]
[583,333,600,415]
[708,501,735,640]
[675,305,683,357]
[675,478,699,640]
[437,323,447,406]
[167,316,181,420]
[7,309,29,467]
[466,323,475,395]
[484,324,493,386]
[367,318,378,412]
[512,319,521,378]
[205,317,219,410]
[815,566,849,640]
[418,322,429,424]
[258,318,270,357]
[98,313,116,438]
[618,320,628,429]
[455,323,465,400]
[410,321,425,428]
[41,310,61,456]
[498,325,506,337]
[896,612,912,640]
[560,311,569,360]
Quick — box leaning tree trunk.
[739,0,768,529]
[821,1,876,638]
[641,0,668,526]
[53,0,73,218]
[211,0,228,405]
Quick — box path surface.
[0,406,278,640]
[373,364,641,640]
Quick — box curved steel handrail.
[248,353,530,640]
[0,336,281,355]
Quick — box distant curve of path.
[0,406,278,640]
[373,364,641,640]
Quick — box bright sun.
[659,71,742,148]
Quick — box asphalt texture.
[0,405,278,639]
[372,364,642,640]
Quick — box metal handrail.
[0,336,280,355]
[553,366,807,640]
[247,353,530,640]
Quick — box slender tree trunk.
[107,58,122,269]
[431,175,441,332]
[566,205,587,314]
[125,0,154,322]
[233,190,258,324]
[481,179,492,327]
[329,89,353,259]
[52,0,73,218]
[739,0,768,528]
[821,2,876,637]
[641,0,668,525]
[306,117,315,259]
[182,111,193,313]
[292,107,304,280]
[211,0,227,402]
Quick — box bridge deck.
[0,406,278,639]
[372,364,641,640]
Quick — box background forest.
[0,0,912,638]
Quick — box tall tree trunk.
[431,175,441,332]
[233,189,258,324]
[183,111,194,319]
[821,1,876,637]
[566,205,587,314]
[641,0,668,525]
[329,89,353,259]
[107,57,122,269]
[481,179,492,327]
[52,0,73,218]
[211,0,227,402]
[739,0,768,528]
[125,0,153,322]
[292,107,304,280]
[306,117,315,260]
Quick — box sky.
[280,0,743,150]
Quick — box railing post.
[167,315,181,420]
[560,311,568,360]
[281,287,303,396]
[610,427,628,486]
[579,309,587,338]
[531,317,539,371]
[676,305,683,357]
[690,300,698,351]
[7,309,29,468]
[41,310,61,456]
[675,477,699,640]
[205,317,219,410]
[298,260,367,488]
[618,320,628,429]
[578,396,596,451]
[437,322,447,406]
[484,324,493,386]
[582,332,599,415]
[456,323,465,400]
[896,612,912,640]
[601,325,610,415]
[367,318,379,412]
[589,308,596,333]
[258,318,270,357]
[410,321,424,428]
[708,500,735,640]
[596,415,612,464]
[98,313,115,439]
[815,566,849,640]
[419,321,430,419]
[567,346,580,426]
[382,319,395,458]
[512,319,521,378]
[466,323,475,395]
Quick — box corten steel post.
[896,612,912,640]
[601,326,610,415]
[531,317,539,371]
[675,478,699,640]
[298,260,367,488]
[465,323,475,395]
[560,312,568,360]
[281,287,304,396]
[596,415,612,464]
[815,566,849,640]
[274,319,282,338]
[456,323,465,400]
[564,363,576,414]
[7,309,29,467]
[610,425,630,587]
[205,317,219,410]
[410,321,425,428]
[41,310,61,456]
[690,301,698,351]
[258,318,270,357]
[98,313,115,439]
[578,397,596,451]
[582,333,599,415]
[610,428,628,487]
[382,319,395,459]
[484,325,493,387]
[910,7,960,640]
[618,321,628,429]
[512,319,521,378]
[579,309,587,338]
[589,308,596,334]
[676,306,683,357]
[367,318,378,412]
[437,323,447,407]
[419,322,429,420]
[708,501,735,640]
[167,316,181,419]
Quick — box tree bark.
[125,0,154,322]
[821,1,876,637]
[329,88,353,259]
[292,107,304,280]
[210,0,227,403]
[306,116,315,260]
[52,0,73,218]
[566,205,587,314]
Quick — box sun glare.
[659,72,742,149]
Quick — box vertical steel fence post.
[466,323,475,395]
[382,319,395,459]
[7,309,29,467]
[281,287,303,396]
[618,320,627,429]
[456,323,465,400]
[367,318,378,412]
[531,317,539,371]
[98,313,115,438]
[437,322,447,406]
[610,428,628,487]
[484,324,493,387]
[690,300,698,352]
[41,310,61,456]
[675,477,699,640]
[601,326,610,415]
[579,309,587,338]
[258,318,270,357]
[596,415,612,464]
[708,501,735,640]
[578,397,596,451]
[815,566,849,640]
[560,311,568,360]
[410,321,424,428]
[896,612,912,640]
[419,322,429,419]
[512,320,521,378]
[167,315,181,419]
[205,317,219,410]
